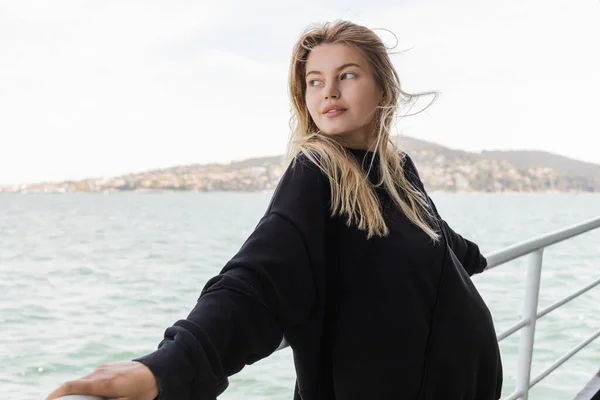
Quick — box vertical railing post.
[515,248,544,399]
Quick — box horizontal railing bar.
[529,328,600,388]
[502,389,525,400]
[486,217,600,269]
[537,277,600,319]
[497,277,600,343]
[498,318,530,342]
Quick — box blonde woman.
[47,20,502,400]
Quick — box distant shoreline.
[2,137,598,194]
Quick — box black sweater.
[133,149,503,400]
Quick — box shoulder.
[266,152,330,219]
[399,151,422,183]
[398,151,415,170]
[277,152,327,194]
[284,152,325,185]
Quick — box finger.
[45,378,92,400]
[45,366,104,400]
[45,377,118,400]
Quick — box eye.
[307,79,321,87]
[341,72,356,80]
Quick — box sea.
[1,192,599,400]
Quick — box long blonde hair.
[286,20,441,242]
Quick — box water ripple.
[1,192,598,400]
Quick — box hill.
[481,150,600,178]
[3,137,599,193]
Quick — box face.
[304,42,384,150]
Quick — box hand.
[45,361,159,400]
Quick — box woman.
[46,20,502,400]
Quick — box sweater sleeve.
[132,156,328,399]
[402,153,487,276]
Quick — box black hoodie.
[133,149,503,400]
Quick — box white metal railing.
[485,216,600,400]
[276,216,600,400]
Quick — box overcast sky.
[1,0,598,185]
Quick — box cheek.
[305,93,320,120]
[352,89,380,117]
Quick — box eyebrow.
[305,63,363,78]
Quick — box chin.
[318,124,354,136]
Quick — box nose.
[324,81,340,100]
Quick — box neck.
[334,128,377,151]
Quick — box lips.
[322,105,347,114]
